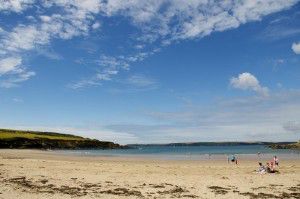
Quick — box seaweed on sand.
[208,186,231,195]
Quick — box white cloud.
[292,42,300,54]
[37,48,63,60]
[0,70,35,88]
[259,9,300,41]
[0,0,299,88]
[143,90,300,143]
[0,0,103,87]
[0,56,35,88]
[230,72,269,97]
[230,72,260,90]
[40,15,52,23]
[1,25,50,53]
[0,0,35,13]
[64,0,300,88]
[68,78,101,90]
[103,0,299,42]
[97,55,130,70]
[178,0,298,40]
[96,70,118,81]
[69,52,154,89]
[69,55,125,89]
[1,1,102,54]
[125,74,157,88]
[92,22,101,29]
[0,57,22,75]
[260,26,300,41]
[106,74,158,93]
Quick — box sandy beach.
[0,150,299,199]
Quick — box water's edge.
[56,145,300,160]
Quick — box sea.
[58,144,300,160]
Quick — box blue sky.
[0,0,300,144]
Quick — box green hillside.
[0,129,84,141]
[0,129,123,149]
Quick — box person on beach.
[258,162,266,174]
[266,162,276,173]
[270,161,275,171]
[266,162,271,173]
[228,154,238,164]
[273,155,279,166]
[257,162,278,174]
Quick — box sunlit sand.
[1,150,299,199]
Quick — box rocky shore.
[269,141,300,150]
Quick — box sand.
[0,150,299,199]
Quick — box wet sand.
[0,149,299,199]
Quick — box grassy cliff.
[0,129,123,150]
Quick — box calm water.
[58,145,300,160]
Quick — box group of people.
[257,155,279,174]
[226,154,281,175]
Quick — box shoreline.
[1,149,300,161]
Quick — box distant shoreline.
[127,141,296,146]
[1,128,299,150]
